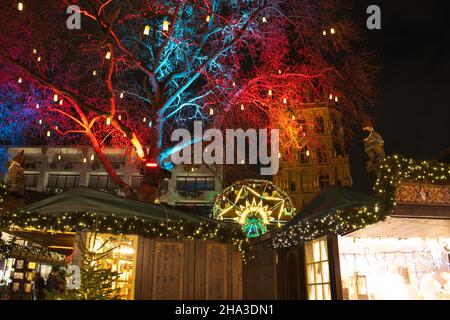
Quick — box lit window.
[305,237,332,300]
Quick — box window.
[319,174,330,189]
[176,176,215,193]
[25,174,39,189]
[86,233,138,300]
[131,176,144,190]
[47,174,80,191]
[88,175,122,192]
[314,116,325,134]
[299,147,310,164]
[317,149,327,163]
[305,237,331,300]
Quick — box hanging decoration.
[273,155,450,249]
[213,180,296,238]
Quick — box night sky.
[348,0,450,191]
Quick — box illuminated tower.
[273,101,353,211]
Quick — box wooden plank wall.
[134,237,242,300]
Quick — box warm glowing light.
[262,17,267,23]
[83,157,87,163]
[90,154,95,161]
[92,70,97,76]
[131,134,145,159]
[306,150,310,157]
[106,117,111,126]
[143,25,150,36]
[58,154,62,160]
[268,89,273,96]
[59,99,63,105]
[240,104,245,111]
[118,115,122,120]
[120,92,124,99]
[105,51,111,60]
[292,115,296,120]
[46,130,51,137]
[33,49,37,54]
[53,94,59,102]
[278,70,282,74]
[330,28,336,34]
[283,98,287,104]
[35,104,40,109]
[329,94,333,100]
[206,15,211,23]
[335,96,339,102]
[209,108,214,115]
[18,2,23,11]
[37,56,42,62]
[17,78,22,84]
[143,117,147,123]
[38,119,43,125]
[322,30,327,36]
[162,20,169,32]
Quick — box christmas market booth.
[0,187,248,300]
[246,155,450,300]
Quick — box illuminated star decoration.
[213,180,296,238]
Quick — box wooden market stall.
[1,187,245,300]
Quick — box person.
[34,274,46,300]
[46,270,60,292]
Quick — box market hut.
[0,187,248,300]
[246,155,450,300]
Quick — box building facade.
[3,147,222,207]
[273,102,353,210]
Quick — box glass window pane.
[322,261,330,283]
[315,263,322,284]
[316,284,323,300]
[313,241,321,262]
[323,284,331,300]
[320,239,328,260]
[308,285,316,300]
[307,264,315,284]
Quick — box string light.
[209,108,214,116]
[330,28,336,35]
[143,25,150,36]
[46,130,51,137]
[329,94,333,100]
[143,117,147,123]
[240,104,245,111]
[268,89,273,96]
[322,30,327,36]
[18,2,23,11]
[105,51,111,60]
[17,78,22,84]
[59,99,63,106]
[38,119,43,125]
[335,96,339,102]
[120,92,124,99]
[206,15,211,23]
[90,154,95,161]
[106,117,111,126]
[83,157,87,163]
[118,115,122,121]
[92,70,97,76]
[53,94,59,102]
[283,98,287,104]
[162,20,169,32]
[37,56,42,62]
[262,17,267,23]
[35,104,40,109]
[58,154,62,160]
[33,49,37,55]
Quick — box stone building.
[273,101,353,210]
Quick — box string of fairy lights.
[273,155,450,249]
[0,183,252,262]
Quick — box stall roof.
[285,186,374,229]
[15,187,217,225]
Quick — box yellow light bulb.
[143,25,150,36]
[47,130,51,137]
[18,2,23,11]
[268,89,273,96]
[106,117,111,126]
[105,51,111,60]
[53,94,59,102]
[163,20,169,32]
[206,15,211,23]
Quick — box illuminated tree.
[0,0,376,191]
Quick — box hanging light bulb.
[262,17,267,23]
[46,130,51,137]
[120,92,124,99]
[35,104,40,109]
[162,20,169,32]
[92,70,97,76]
[322,30,327,36]
[83,157,87,163]
[209,108,214,116]
[53,94,59,102]
[306,150,310,157]
[90,154,95,161]
[283,98,287,104]
[58,154,62,160]
[268,89,273,96]
[106,117,111,126]
[105,51,111,60]
[330,28,336,35]
[38,119,43,125]
[37,56,42,62]
[232,82,236,87]
[149,121,153,128]
[335,96,339,102]
[18,2,23,11]
[118,115,122,121]
[278,70,282,74]
[329,94,333,100]
[206,15,211,23]
[59,99,63,105]
[18,78,22,84]
[143,117,147,123]
[143,25,150,36]
[33,49,37,55]
[240,104,245,111]
[55,125,59,130]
